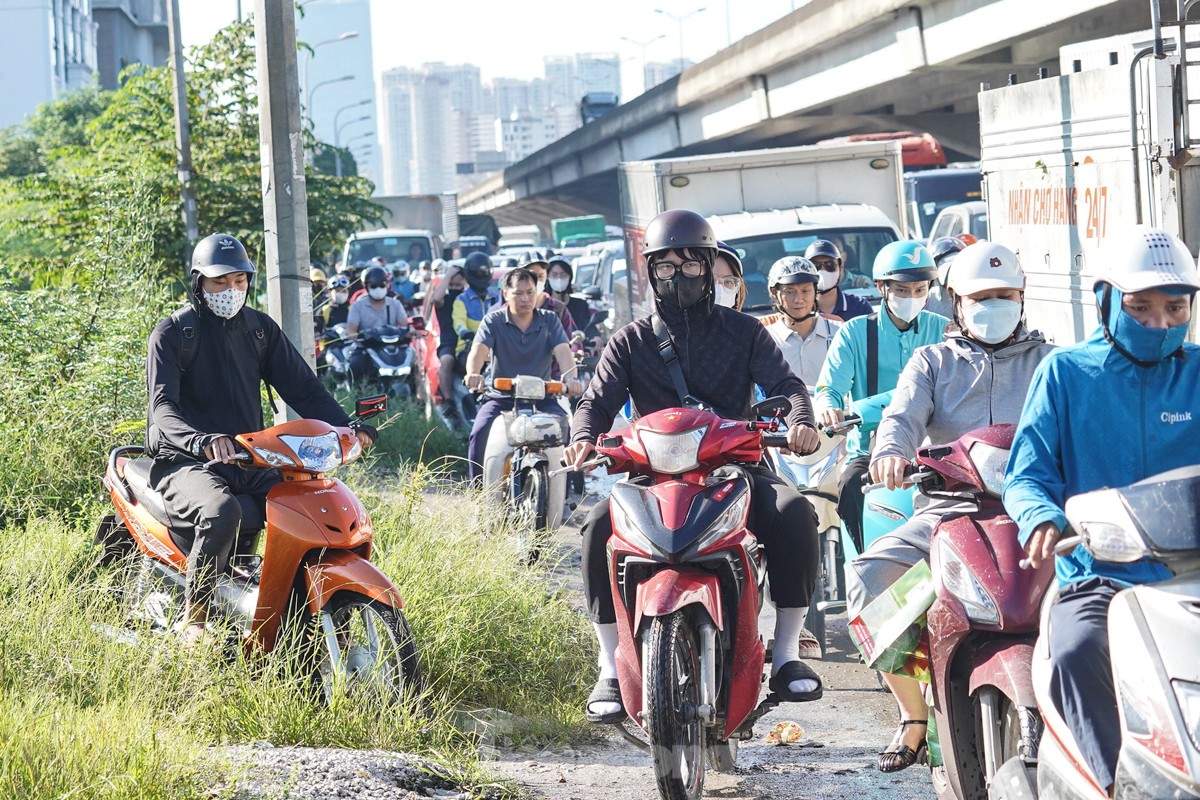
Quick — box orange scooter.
[96,396,421,702]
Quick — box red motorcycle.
[905,424,1055,799]
[582,397,792,800]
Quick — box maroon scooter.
[905,424,1055,800]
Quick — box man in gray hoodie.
[846,241,1055,773]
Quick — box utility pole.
[166,0,198,246]
[255,0,315,411]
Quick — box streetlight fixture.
[306,74,354,125]
[335,115,371,148]
[332,98,372,137]
[302,32,358,118]
[654,6,706,72]
[620,34,667,95]
[337,130,374,177]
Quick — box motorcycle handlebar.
[762,433,790,449]
[204,452,251,469]
[1018,534,1080,570]
[823,413,862,435]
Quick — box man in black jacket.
[564,209,823,723]
[146,233,374,646]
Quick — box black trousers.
[150,460,279,608]
[581,466,819,624]
[1048,577,1123,790]
[837,456,871,553]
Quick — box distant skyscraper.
[576,53,620,97]
[644,58,693,91]
[92,0,167,91]
[379,66,414,195]
[0,0,98,128]
[295,0,379,186]
[498,110,558,164]
[543,55,575,109]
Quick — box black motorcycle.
[355,324,417,399]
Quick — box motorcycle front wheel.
[316,592,422,705]
[645,610,706,800]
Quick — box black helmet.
[518,250,549,269]
[500,257,520,270]
[804,239,842,264]
[362,264,390,286]
[929,236,967,265]
[191,233,255,278]
[643,209,717,261]
[463,252,494,292]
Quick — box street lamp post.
[338,131,374,178]
[654,6,706,73]
[332,98,371,138]
[302,31,358,119]
[306,74,354,127]
[620,34,666,95]
[334,115,371,177]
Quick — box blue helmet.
[872,240,937,283]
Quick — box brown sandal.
[878,719,928,772]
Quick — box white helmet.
[948,242,1025,295]
[1098,226,1200,293]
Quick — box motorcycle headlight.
[254,446,298,468]
[278,432,342,472]
[513,375,546,400]
[691,491,750,553]
[1174,680,1200,752]
[969,442,1009,497]
[938,538,999,625]
[610,496,657,555]
[641,426,707,474]
[1078,520,1147,563]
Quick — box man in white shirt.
[764,256,842,389]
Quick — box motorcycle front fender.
[967,636,1037,707]
[633,568,723,633]
[304,551,405,614]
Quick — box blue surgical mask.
[1100,286,1190,364]
[960,298,1022,344]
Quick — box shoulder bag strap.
[171,306,199,373]
[651,313,693,405]
[866,313,879,398]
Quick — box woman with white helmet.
[849,240,1056,773]
[1004,227,1200,794]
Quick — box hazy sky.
[178,0,805,96]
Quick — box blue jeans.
[467,396,564,480]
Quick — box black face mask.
[446,288,462,304]
[655,272,708,310]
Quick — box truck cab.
[342,229,440,269]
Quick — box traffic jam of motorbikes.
[94,8,1200,800]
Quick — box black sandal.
[767,659,824,702]
[878,719,928,772]
[585,678,625,724]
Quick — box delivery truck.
[617,140,906,324]
[979,10,1200,345]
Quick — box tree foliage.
[0,19,381,285]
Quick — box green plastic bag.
[848,560,935,682]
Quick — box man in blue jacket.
[1004,226,1200,794]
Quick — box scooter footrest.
[817,600,846,613]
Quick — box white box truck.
[617,141,906,324]
[979,13,1200,345]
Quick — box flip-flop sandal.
[585,678,626,724]
[768,659,824,702]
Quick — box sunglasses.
[811,261,840,272]
[366,283,388,290]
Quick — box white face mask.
[549,276,570,293]
[817,270,840,292]
[960,298,1022,344]
[368,286,388,301]
[203,287,247,319]
[886,292,926,323]
[394,269,409,282]
[333,290,349,304]
[714,284,738,308]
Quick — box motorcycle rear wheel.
[316,592,422,706]
[645,610,706,800]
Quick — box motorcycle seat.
[122,458,173,529]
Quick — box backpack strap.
[866,313,879,398]
[170,306,200,373]
[651,313,696,406]
[243,307,276,411]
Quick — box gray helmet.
[768,256,819,289]
[642,209,717,261]
[191,233,255,278]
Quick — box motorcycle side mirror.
[410,315,426,331]
[355,395,387,419]
[751,396,792,420]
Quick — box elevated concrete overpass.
[460,0,1158,227]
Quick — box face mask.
[333,290,349,304]
[817,270,840,292]
[535,280,546,295]
[960,298,1022,344]
[203,287,246,319]
[1102,287,1191,364]
[368,286,388,301]
[886,291,926,323]
[446,288,462,304]
[419,269,432,282]
[549,276,570,293]
[714,284,738,308]
[655,273,708,311]
[394,270,409,283]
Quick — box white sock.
[772,607,819,694]
[590,622,622,715]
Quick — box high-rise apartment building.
[0,0,98,128]
[295,0,379,185]
[92,0,166,90]
[497,109,558,164]
[644,58,693,91]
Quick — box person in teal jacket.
[1003,226,1200,793]
[814,240,949,552]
